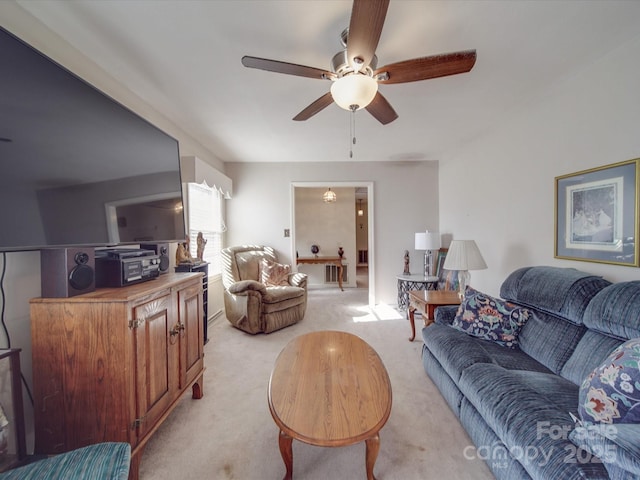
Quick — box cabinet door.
[31,302,134,453]
[178,282,204,389]
[132,290,179,439]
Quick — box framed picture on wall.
[555,158,639,266]
[436,248,448,277]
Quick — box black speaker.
[140,243,170,274]
[41,248,95,298]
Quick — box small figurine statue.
[403,250,410,274]
[176,238,194,264]
[196,232,207,261]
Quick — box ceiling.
[10,0,640,164]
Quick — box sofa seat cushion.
[423,325,551,384]
[459,363,579,447]
[458,363,613,479]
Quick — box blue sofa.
[422,266,640,479]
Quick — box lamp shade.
[415,232,427,250]
[330,74,378,111]
[425,231,441,250]
[443,240,487,271]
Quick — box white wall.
[224,161,440,305]
[439,34,640,297]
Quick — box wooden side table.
[396,274,438,311]
[407,290,461,341]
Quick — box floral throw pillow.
[578,338,640,424]
[451,287,531,349]
[260,259,291,287]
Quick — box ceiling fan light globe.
[330,74,378,111]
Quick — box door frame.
[290,181,375,307]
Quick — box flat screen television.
[0,26,186,252]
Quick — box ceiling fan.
[241,0,476,125]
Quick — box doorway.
[291,182,375,306]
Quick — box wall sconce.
[357,199,364,216]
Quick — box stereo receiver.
[95,248,161,288]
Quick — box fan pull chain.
[350,105,357,158]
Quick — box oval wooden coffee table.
[268,330,392,480]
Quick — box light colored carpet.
[139,287,495,480]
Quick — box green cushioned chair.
[0,442,131,480]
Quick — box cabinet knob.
[169,322,185,338]
[128,318,145,329]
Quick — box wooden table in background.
[296,256,344,291]
[408,290,461,341]
[268,331,392,480]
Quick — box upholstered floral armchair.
[221,245,307,334]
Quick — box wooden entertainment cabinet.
[29,272,205,480]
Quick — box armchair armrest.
[228,280,267,295]
[434,305,459,326]
[289,272,307,288]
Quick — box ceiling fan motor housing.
[331,49,377,77]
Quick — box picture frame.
[435,248,448,277]
[555,158,639,266]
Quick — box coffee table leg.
[365,433,380,480]
[278,430,293,480]
[408,306,416,341]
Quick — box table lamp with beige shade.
[443,240,487,299]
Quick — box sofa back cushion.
[500,266,611,375]
[561,281,640,385]
[517,310,586,374]
[500,266,611,324]
[560,330,623,385]
[582,281,640,339]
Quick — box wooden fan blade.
[242,56,335,80]
[374,50,477,84]
[347,0,390,69]
[365,91,398,125]
[293,92,334,121]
